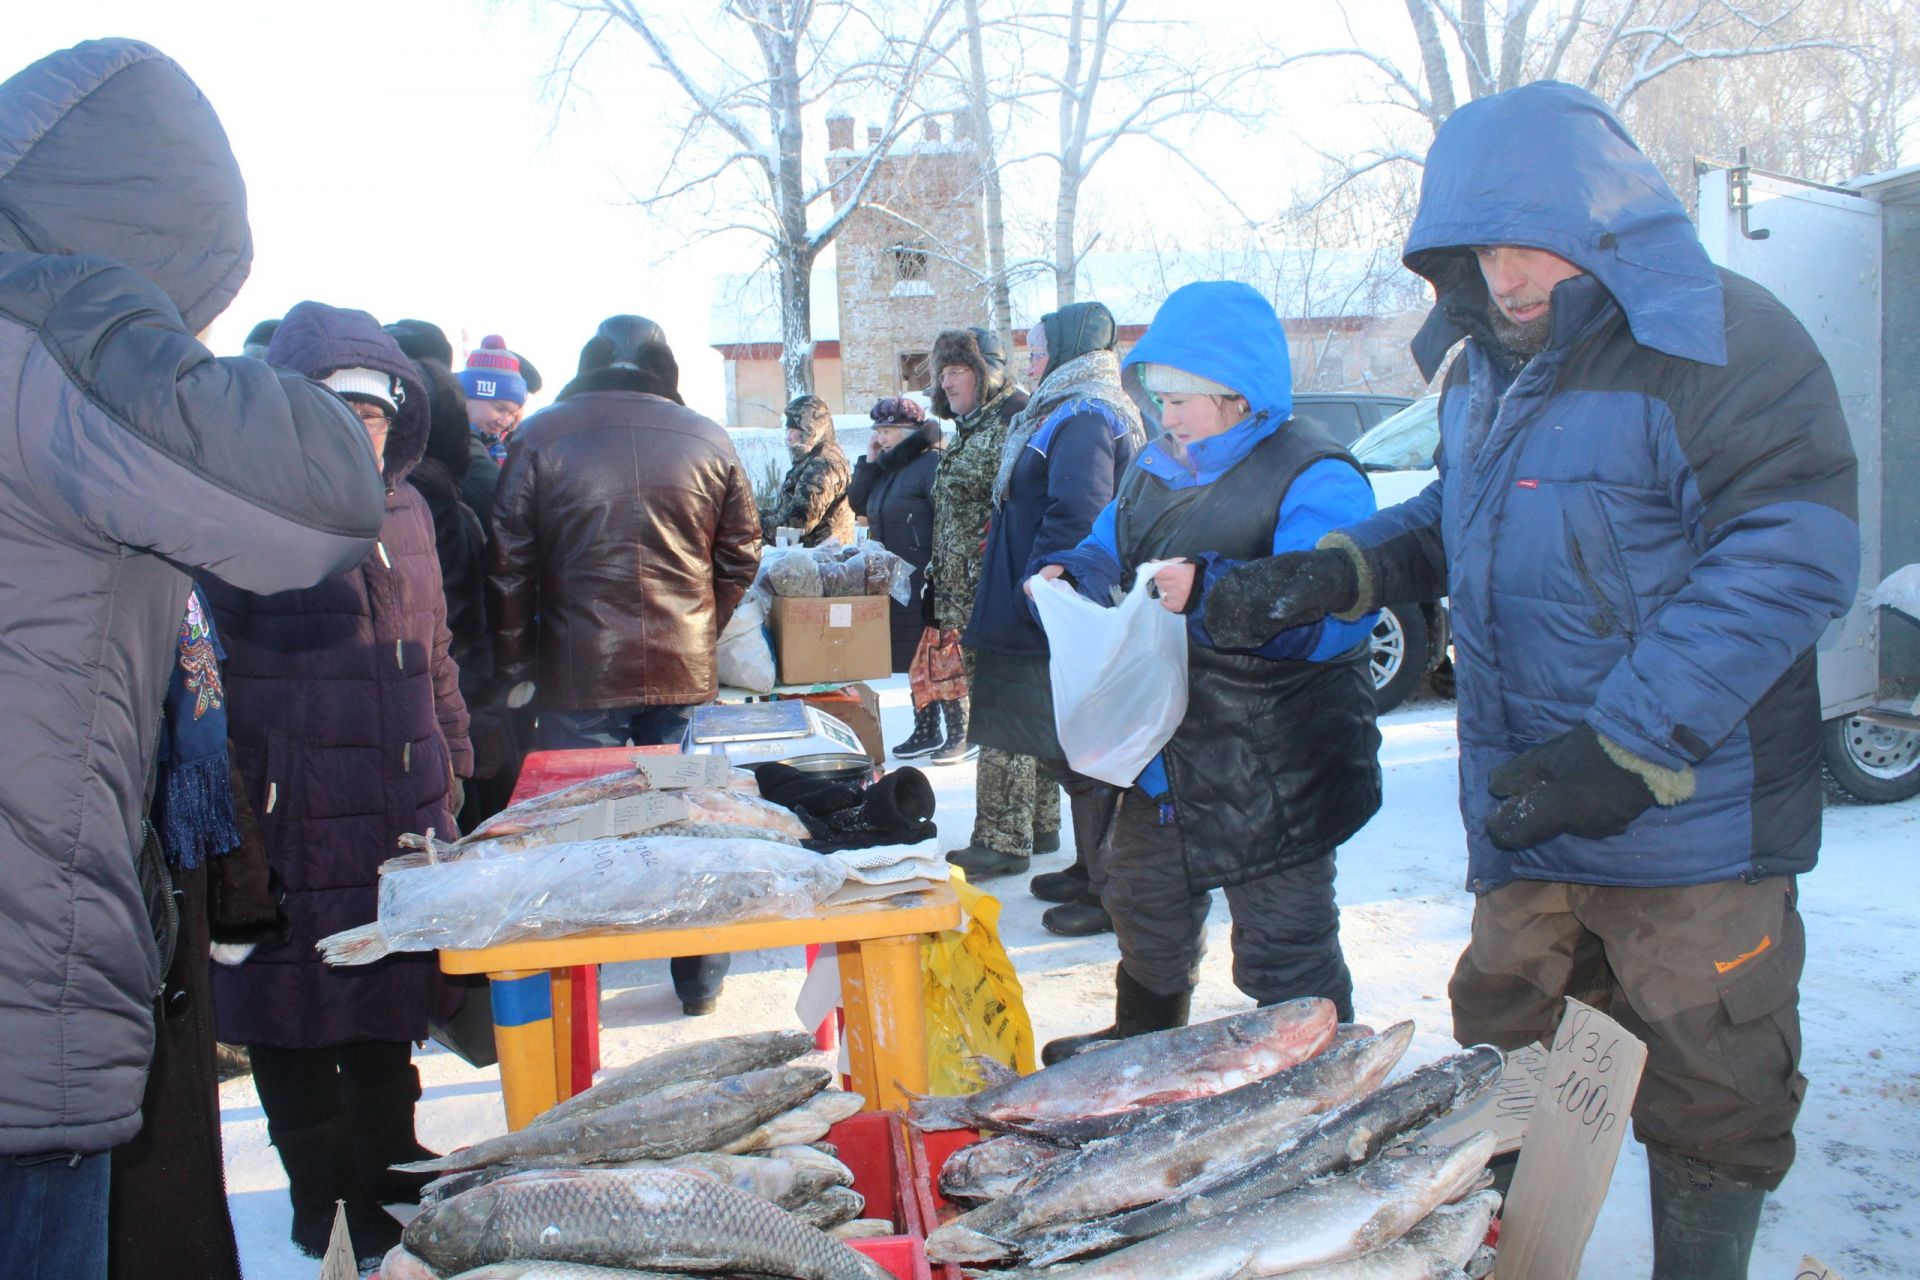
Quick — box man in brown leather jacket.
[487,315,762,1012]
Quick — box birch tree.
[545,0,958,396]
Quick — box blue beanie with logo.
[458,334,528,403]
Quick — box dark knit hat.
[458,334,528,404]
[869,396,926,428]
[384,318,454,367]
[929,326,1007,419]
[242,318,279,359]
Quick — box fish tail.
[904,1090,977,1131]
[316,924,390,966]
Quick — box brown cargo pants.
[1450,876,1805,1188]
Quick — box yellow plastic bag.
[921,869,1036,1093]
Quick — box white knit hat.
[1138,362,1236,397]
[322,367,403,413]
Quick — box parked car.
[1291,391,1415,446]
[1348,395,1450,711]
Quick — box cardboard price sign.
[635,755,737,790]
[551,792,691,842]
[1495,998,1648,1280]
[1797,1259,1845,1280]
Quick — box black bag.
[429,974,498,1068]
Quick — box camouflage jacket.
[927,382,1028,631]
[761,443,856,547]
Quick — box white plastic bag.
[717,589,776,692]
[1028,562,1189,787]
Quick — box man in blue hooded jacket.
[1205,83,1858,1277]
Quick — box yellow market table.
[439,881,962,1130]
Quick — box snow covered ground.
[219,677,1920,1278]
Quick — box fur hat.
[458,334,528,404]
[384,318,454,368]
[869,396,926,428]
[929,326,1007,419]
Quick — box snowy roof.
[1005,248,1427,328]
[709,259,840,347]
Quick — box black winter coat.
[849,429,940,669]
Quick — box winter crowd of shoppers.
[0,30,1863,1280]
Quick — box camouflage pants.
[970,746,1062,857]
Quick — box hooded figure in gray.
[0,39,385,1160]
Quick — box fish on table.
[1285,1190,1502,1279]
[525,1029,817,1131]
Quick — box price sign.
[1796,1258,1845,1280]
[1494,998,1647,1280]
[552,792,691,841]
[635,755,736,790]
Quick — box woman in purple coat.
[204,302,472,1264]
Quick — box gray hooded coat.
[0,40,385,1156]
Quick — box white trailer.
[1699,159,1920,800]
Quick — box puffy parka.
[849,423,941,668]
[1343,82,1859,892]
[206,303,472,1048]
[0,41,384,1154]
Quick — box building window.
[891,243,928,282]
[899,352,931,391]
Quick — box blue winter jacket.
[1048,281,1378,796]
[1344,83,1859,892]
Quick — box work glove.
[1485,724,1688,850]
[1203,547,1359,650]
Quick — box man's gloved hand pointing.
[1203,547,1360,649]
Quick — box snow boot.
[269,1115,402,1266]
[1040,964,1191,1065]
[947,843,1029,879]
[1648,1149,1766,1280]
[891,703,944,760]
[1041,899,1113,936]
[343,1063,438,1206]
[929,699,978,765]
[1030,859,1091,904]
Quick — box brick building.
[709,120,1431,426]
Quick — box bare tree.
[545,0,958,397]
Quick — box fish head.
[1413,1189,1503,1261]
[1346,1020,1418,1094]
[401,1182,503,1266]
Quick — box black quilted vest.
[1115,419,1383,890]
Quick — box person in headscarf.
[956,302,1143,944]
[762,394,857,547]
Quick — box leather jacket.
[488,371,762,708]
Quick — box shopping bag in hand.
[1028,562,1189,787]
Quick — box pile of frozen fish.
[378,1031,897,1280]
[318,763,843,964]
[914,998,1504,1279]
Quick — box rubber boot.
[270,1116,402,1266]
[1041,899,1113,936]
[892,703,944,760]
[1030,859,1091,904]
[1040,964,1191,1065]
[946,843,1030,879]
[1648,1148,1766,1280]
[929,698,979,765]
[343,1063,438,1206]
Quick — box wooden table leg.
[489,969,561,1131]
[838,934,929,1114]
[549,968,576,1107]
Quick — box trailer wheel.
[1822,713,1920,803]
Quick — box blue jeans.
[1,1150,110,1278]
[535,703,698,750]
[532,702,726,1005]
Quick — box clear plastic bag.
[1028,562,1190,787]
[319,836,847,963]
[718,588,776,692]
[756,541,915,605]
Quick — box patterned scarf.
[990,348,1142,508]
[153,586,240,869]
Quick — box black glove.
[1203,548,1359,649]
[920,574,938,628]
[1485,725,1657,850]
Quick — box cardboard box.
[769,596,892,684]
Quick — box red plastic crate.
[905,1126,984,1280]
[827,1112,934,1280]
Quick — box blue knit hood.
[1403,80,1726,377]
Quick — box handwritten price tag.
[1494,998,1647,1280]
[636,755,736,790]
[1797,1258,1845,1280]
